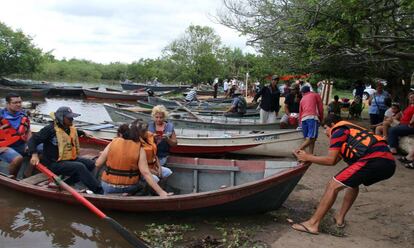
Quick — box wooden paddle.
[35,162,149,248]
[173,101,205,122]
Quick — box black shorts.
[334,158,396,188]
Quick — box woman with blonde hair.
[148,105,177,181]
[95,119,170,196]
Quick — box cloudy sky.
[0,0,253,64]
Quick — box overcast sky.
[0,0,254,64]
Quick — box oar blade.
[104,216,149,248]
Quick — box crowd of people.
[1,76,412,237]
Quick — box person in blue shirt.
[0,93,31,177]
[224,90,247,117]
[368,83,390,128]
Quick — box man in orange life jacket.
[0,93,31,177]
[291,114,396,235]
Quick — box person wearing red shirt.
[387,93,414,154]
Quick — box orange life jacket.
[140,132,160,177]
[101,138,141,186]
[330,121,385,164]
[0,113,30,147]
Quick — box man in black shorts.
[292,114,396,234]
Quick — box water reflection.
[0,188,132,247]
[36,97,112,124]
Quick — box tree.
[163,25,224,83]
[0,22,44,76]
[217,0,414,91]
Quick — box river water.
[0,96,145,248]
[0,93,277,247]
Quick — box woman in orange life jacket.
[291,114,396,235]
[95,119,171,196]
[0,93,31,177]
[147,105,177,180]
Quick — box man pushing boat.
[292,114,396,234]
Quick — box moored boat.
[104,103,282,131]
[30,117,301,156]
[0,152,309,213]
[83,87,149,101]
[121,81,191,92]
[0,85,50,98]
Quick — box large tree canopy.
[218,0,414,85]
[0,22,44,76]
[162,25,225,83]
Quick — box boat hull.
[0,156,309,213]
[104,104,283,131]
[121,82,190,92]
[83,87,148,101]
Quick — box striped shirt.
[185,89,197,102]
[329,127,394,164]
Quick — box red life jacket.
[0,112,30,147]
[330,121,385,164]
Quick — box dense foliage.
[218,0,414,91]
[0,22,44,77]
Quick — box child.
[375,102,402,139]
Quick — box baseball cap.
[56,106,81,119]
[301,86,311,93]
[272,75,279,80]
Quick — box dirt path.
[261,125,414,248]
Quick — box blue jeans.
[387,124,414,149]
[101,181,140,195]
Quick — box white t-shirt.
[223,81,229,91]
[384,108,393,118]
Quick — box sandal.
[405,162,414,169]
[398,157,413,164]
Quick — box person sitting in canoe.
[95,119,170,196]
[0,93,31,178]
[224,89,247,117]
[28,106,104,194]
[140,127,172,186]
[148,105,177,181]
[185,86,198,102]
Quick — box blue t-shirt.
[368,91,390,114]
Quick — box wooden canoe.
[104,103,283,131]
[83,87,149,101]
[121,82,191,92]
[0,154,309,213]
[0,85,50,98]
[30,118,301,156]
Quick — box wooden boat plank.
[19,173,49,185]
[168,163,240,171]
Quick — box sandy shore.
[261,123,414,248]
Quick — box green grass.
[332,89,353,99]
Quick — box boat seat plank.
[168,163,240,172]
[20,173,49,185]
[264,161,297,178]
